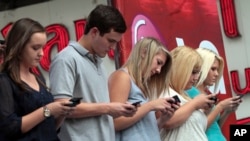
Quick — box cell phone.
[64,97,82,107]
[168,95,180,104]
[237,94,245,98]
[131,101,142,107]
[235,94,245,100]
[209,96,217,103]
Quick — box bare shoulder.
[108,69,131,86]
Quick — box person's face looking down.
[150,51,167,76]
[20,32,47,68]
[204,58,220,86]
[185,68,201,90]
[92,28,123,58]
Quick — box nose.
[39,49,44,57]
[110,43,117,50]
[156,68,161,74]
[194,72,200,80]
[214,70,219,76]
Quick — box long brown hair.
[0,18,46,91]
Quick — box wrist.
[43,105,51,118]
[215,103,225,112]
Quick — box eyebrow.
[108,38,118,43]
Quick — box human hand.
[148,98,174,113]
[192,94,216,110]
[218,96,242,113]
[108,102,137,118]
[46,101,76,118]
[155,97,179,129]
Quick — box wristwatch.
[43,106,51,118]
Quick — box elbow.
[162,120,181,130]
[113,119,129,131]
[114,122,124,131]
[162,123,172,130]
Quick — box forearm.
[21,107,46,133]
[163,102,197,129]
[114,102,153,131]
[219,111,230,126]
[67,102,112,118]
[207,105,223,128]
[157,116,167,129]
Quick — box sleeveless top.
[186,86,226,141]
[115,69,161,141]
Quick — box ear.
[90,27,99,37]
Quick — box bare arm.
[218,96,242,126]
[163,94,215,129]
[22,101,72,132]
[54,99,136,119]
[206,104,223,128]
[108,70,148,131]
[156,103,178,129]
[108,70,172,131]
[21,107,46,133]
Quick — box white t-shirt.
[160,88,208,141]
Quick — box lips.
[35,59,41,62]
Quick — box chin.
[208,83,214,86]
[99,54,106,58]
[184,85,192,90]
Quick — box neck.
[78,35,94,54]
[197,83,208,94]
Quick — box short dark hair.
[84,4,127,36]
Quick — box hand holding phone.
[209,96,217,103]
[64,97,82,107]
[131,101,142,107]
[168,95,180,104]
[237,94,245,99]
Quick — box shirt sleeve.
[49,54,76,99]
[0,74,22,138]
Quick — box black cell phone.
[169,95,180,104]
[65,97,82,107]
[209,96,217,103]
[237,94,245,99]
[172,95,181,103]
[131,101,142,107]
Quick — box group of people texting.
[0,4,242,141]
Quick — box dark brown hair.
[0,18,46,91]
[84,4,126,36]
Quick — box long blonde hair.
[195,48,224,93]
[170,46,203,100]
[123,37,172,99]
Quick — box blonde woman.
[108,37,178,141]
[160,46,216,141]
[186,48,242,141]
